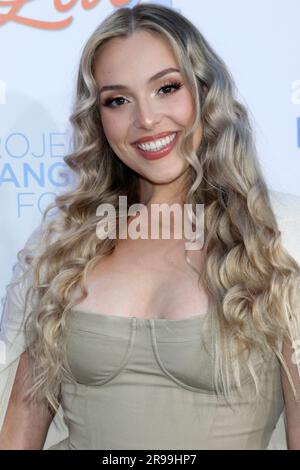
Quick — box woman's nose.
[133,98,162,129]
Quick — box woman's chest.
[73,238,209,319]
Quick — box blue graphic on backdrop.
[0,131,74,217]
[2,132,66,159]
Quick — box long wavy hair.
[17,4,300,413]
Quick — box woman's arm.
[280,337,300,450]
[0,350,56,450]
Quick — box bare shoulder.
[0,350,55,450]
[269,190,300,448]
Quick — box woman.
[0,4,300,450]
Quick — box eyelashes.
[101,80,183,109]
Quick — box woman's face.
[94,30,202,194]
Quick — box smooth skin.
[95,30,203,208]
[0,351,55,449]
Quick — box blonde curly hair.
[11,4,300,413]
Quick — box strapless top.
[47,309,284,450]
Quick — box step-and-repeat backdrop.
[0,0,299,450]
[1,0,299,318]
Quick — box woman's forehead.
[94,31,178,82]
[95,31,175,64]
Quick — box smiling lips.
[133,130,179,145]
[132,131,180,160]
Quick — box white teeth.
[137,132,177,152]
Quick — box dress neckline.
[69,307,209,324]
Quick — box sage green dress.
[3,189,300,450]
[47,308,284,450]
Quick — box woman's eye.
[102,96,128,108]
[102,81,183,109]
[158,81,183,96]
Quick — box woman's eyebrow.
[99,67,180,94]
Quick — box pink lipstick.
[132,131,181,161]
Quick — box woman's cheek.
[169,95,194,124]
[101,113,122,143]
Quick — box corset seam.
[149,319,217,395]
